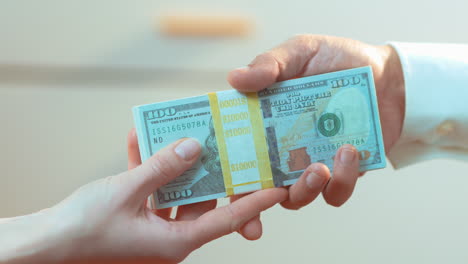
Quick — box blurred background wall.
[1,0,468,263]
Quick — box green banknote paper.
[133,66,386,209]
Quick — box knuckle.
[251,52,272,65]
[224,205,243,232]
[150,154,177,182]
[292,34,310,43]
[250,52,282,79]
[292,34,317,47]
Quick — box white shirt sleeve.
[387,42,468,169]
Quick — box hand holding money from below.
[0,130,287,264]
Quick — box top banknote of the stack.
[133,66,386,209]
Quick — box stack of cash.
[133,66,386,209]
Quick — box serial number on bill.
[311,138,366,153]
[152,121,208,135]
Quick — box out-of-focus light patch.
[158,13,254,38]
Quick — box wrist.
[380,45,405,97]
[0,209,80,263]
[375,44,406,152]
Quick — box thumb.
[227,35,322,92]
[121,138,201,202]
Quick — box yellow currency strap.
[246,92,275,190]
[208,92,234,196]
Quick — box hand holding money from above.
[227,35,405,234]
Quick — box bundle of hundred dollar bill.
[133,66,386,209]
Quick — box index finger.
[127,128,142,170]
[190,188,288,245]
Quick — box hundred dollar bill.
[133,66,386,209]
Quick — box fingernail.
[305,172,320,189]
[340,146,356,166]
[175,138,201,161]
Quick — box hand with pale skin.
[228,35,406,235]
[0,130,288,264]
[126,129,280,242]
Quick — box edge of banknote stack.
[133,66,386,209]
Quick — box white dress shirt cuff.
[387,42,468,169]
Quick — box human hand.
[126,129,279,242]
[28,130,287,264]
[228,35,405,210]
